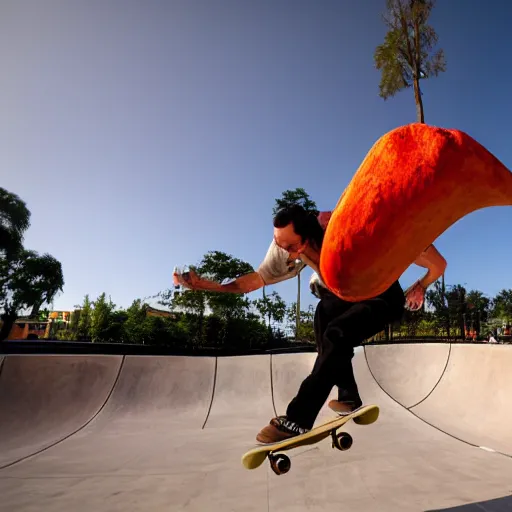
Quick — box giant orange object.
[320,123,512,302]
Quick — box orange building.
[2,310,73,340]
[145,306,176,319]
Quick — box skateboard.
[241,404,379,475]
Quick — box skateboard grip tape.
[320,122,512,301]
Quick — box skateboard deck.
[241,404,379,475]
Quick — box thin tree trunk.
[399,3,424,124]
[413,10,425,123]
[30,300,42,319]
[413,78,424,123]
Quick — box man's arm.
[413,244,447,289]
[207,272,265,293]
[175,270,265,294]
[404,244,447,311]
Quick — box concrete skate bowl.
[0,344,511,512]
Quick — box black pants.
[286,280,405,429]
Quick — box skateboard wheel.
[332,431,353,451]
[269,453,291,475]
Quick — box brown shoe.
[256,416,310,444]
[328,399,363,416]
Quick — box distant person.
[488,332,498,344]
[174,205,447,443]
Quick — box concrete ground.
[1,344,511,512]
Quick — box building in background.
[2,307,176,340]
[2,310,72,340]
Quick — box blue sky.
[1,0,511,315]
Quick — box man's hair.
[273,204,324,248]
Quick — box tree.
[0,250,64,340]
[0,187,31,259]
[0,188,65,341]
[400,307,426,337]
[465,290,490,336]
[446,284,467,339]
[253,290,287,329]
[164,286,207,316]
[107,309,129,342]
[272,188,319,216]
[90,293,117,342]
[123,299,152,344]
[286,302,315,343]
[199,251,254,321]
[273,188,318,340]
[491,289,512,323]
[425,279,449,336]
[374,0,446,123]
[69,308,81,334]
[76,295,93,341]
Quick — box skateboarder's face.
[273,223,308,259]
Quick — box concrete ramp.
[364,343,451,408]
[1,344,512,511]
[89,355,216,429]
[365,343,512,457]
[0,355,122,469]
[204,355,274,429]
[410,344,512,455]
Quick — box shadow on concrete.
[428,494,512,511]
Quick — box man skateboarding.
[173,204,447,443]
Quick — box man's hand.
[404,280,426,311]
[173,269,218,291]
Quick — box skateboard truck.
[266,430,354,476]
